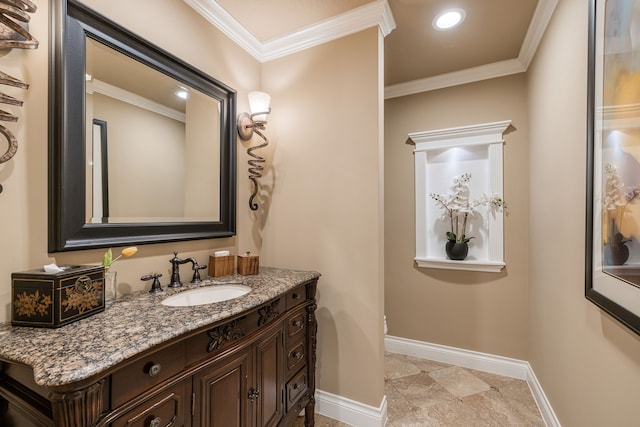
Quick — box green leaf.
[102,248,113,268]
[446,231,457,242]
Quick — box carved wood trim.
[207,317,246,352]
[258,299,280,326]
[305,300,318,427]
[50,380,104,427]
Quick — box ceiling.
[384,0,537,85]
[187,0,557,98]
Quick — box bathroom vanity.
[0,268,319,427]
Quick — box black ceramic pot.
[445,241,468,261]
[604,232,630,266]
[604,242,630,266]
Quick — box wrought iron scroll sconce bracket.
[0,0,40,194]
[237,92,271,211]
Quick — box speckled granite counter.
[0,267,320,388]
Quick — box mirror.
[49,0,237,251]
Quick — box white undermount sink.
[161,284,251,307]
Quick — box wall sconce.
[237,91,271,211]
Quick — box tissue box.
[11,265,105,328]
[237,253,259,275]
[208,255,235,277]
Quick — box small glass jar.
[104,270,117,306]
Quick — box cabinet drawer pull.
[292,293,299,300]
[147,363,162,377]
[149,417,161,427]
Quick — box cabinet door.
[193,350,250,427]
[253,326,283,427]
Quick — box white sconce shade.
[248,91,271,122]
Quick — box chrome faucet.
[168,252,190,288]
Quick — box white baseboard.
[384,335,561,427]
[315,389,387,427]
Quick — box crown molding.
[385,58,525,99]
[184,0,556,97]
[182,0,264,59]
[262,0,395,61]
[184,0,395,63]
[379,1,397,37]
[518,0,559,68]
[384,0,559,99]
[87,79,186,123]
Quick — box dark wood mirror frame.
[49,0,237,252]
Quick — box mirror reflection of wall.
[85,37,221,224]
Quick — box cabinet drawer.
[111,342,185,408]
[286,369,308,412]
[286,341,306,377]
[286,285,306,310]
[112,381,187,427]
[285,311,306,341]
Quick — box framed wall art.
[586,0,640,335]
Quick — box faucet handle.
[141,273,163,293]
[191,262,207,284]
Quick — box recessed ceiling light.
[433,8,466,31]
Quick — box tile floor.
[294,352,545,426]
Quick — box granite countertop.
[0,267,320,388]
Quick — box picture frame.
[586,0,640,335]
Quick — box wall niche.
[409,120,511,273]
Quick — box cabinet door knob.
[292,319,303,327]
[149,417,161,427]
[147,363,162,377]
[248,388,260,401]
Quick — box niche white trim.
[409,120,511,273]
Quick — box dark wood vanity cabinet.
[192,321,282,427]
[0,279,318,427]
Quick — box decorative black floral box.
[11,265,105,328]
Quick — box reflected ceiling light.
[237,91,271,211]
[433,8,465,31]
[176,88,188,99]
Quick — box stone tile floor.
[294,352,545,426]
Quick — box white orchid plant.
[430,173,506,244]
[603,163,639,245]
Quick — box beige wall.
[257,28,386,407]
[184,90,221,220]
[528,0,640,425]
[0,0,259,320]
[92,93,186,219]
[385,74,530,359]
